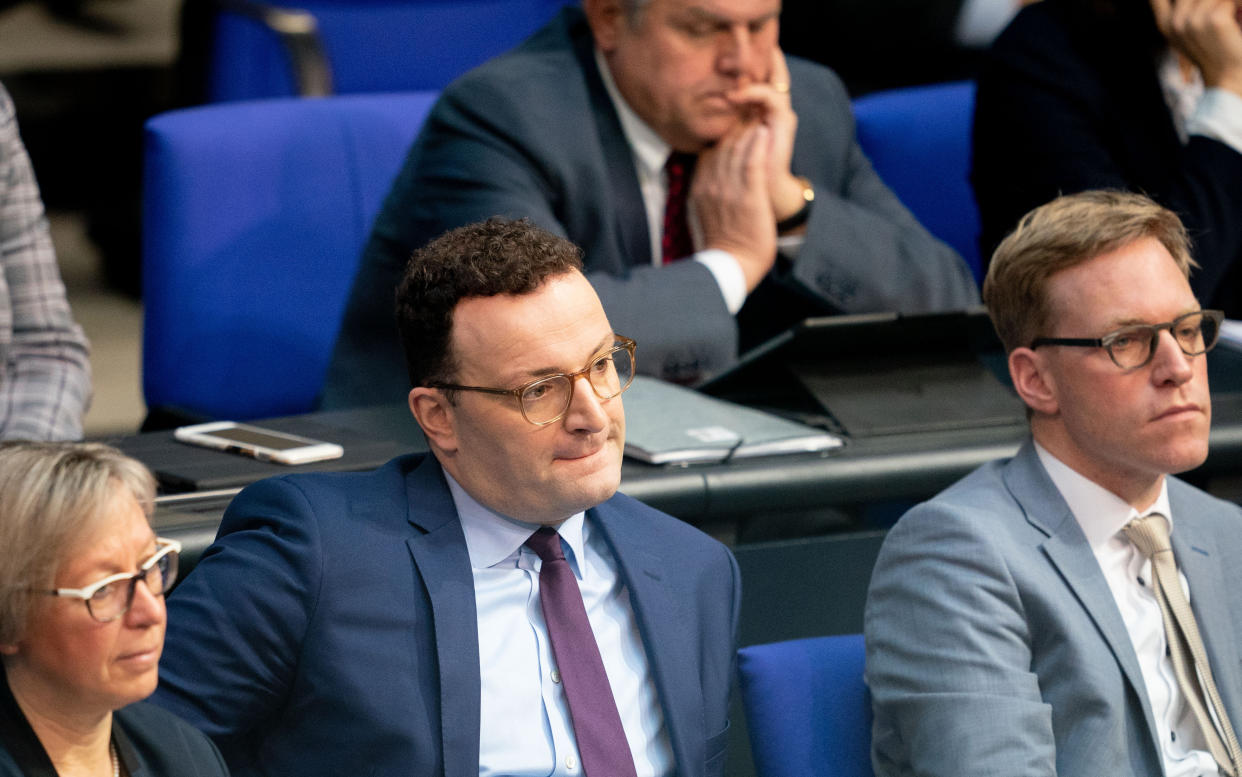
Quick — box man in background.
[325,0,978,405]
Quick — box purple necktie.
[525,527,638,777]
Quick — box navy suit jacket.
[152,453,741,777]
[972,0,1242,314]
[324,7,977,406]
[865,441,1242,776]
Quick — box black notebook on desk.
[698,307,1028,438]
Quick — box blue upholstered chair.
[141,91,438,421]
[204,0,572,102]
[852,80,982,281]
[737,633,871,777]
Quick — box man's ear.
[583,0,626,52]
[409,387,459,454]
[1009,347,1059,417]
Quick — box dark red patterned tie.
[525,527,638,777]
[661,152,696,263]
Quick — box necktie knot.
[1124,513,1173,559]
[665,152,695,189]
[525,526,565,564]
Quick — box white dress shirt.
[1159,50,1242,154]
[594,48,806,315]
[445,472,674,777]
[1035,442,1220,777]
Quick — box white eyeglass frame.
[46,537,182,622]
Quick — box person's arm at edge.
[0,84,90,441]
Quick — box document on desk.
[623,376,844,465]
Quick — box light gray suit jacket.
[864,440,1242,776]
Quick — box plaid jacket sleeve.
[0,82,91,440]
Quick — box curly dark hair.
[395,217,584,389]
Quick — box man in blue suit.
[865,191,1242,776]
[324,0,979,405]
[152,219,741,777]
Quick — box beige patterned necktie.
[1125,513,1241,776]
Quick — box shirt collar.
[594,46,670,181]
[1034,440,1173,551]
[443,470,588,574]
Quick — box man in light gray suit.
[865,190,1242,777]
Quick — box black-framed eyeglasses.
[1031,310,1224,370]
[42,538,182,623]
[430,335,637,426]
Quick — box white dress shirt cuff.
[694,249,748,314]
[954,0,1021,48]
[1187,87,1242,154]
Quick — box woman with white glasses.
[0,442,227,777]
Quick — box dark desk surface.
[123,392,1242,543]
[125,363,1242,777]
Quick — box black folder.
[698,307,1028,438]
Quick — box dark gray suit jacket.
[865,440,1242,776]
[324,7,978,406]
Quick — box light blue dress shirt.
[445,472,674,777]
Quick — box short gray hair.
[0,442,156,645]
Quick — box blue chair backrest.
[737,633,871,777]
[208,0,572,101]
[141,91,438,420]
[852,80,982,281]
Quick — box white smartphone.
[173,421,345,465]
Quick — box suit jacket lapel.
[590,500,703,777]
[403,456,481,777]
[1004,442,1161,743]
[1170,487,1242,725]
[569,10,652,269]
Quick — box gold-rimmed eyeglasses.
[41,537,182,623]
[1031,310,1224,370]
[430,335,637,426]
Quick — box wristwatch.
[777,176,814,233]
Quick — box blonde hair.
[982,190,1195,353]
[0,442,156,645]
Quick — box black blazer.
[972,0,1242,313]
[0,668,228,777]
